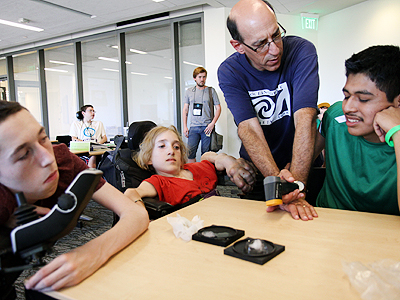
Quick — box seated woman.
[124,125,256,205]
[70,104,107,168]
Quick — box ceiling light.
[49,60,74,66]
[98,57,119,62]
[131,72,148,76]
[44,68,68,73]
[153,0,165,2]
[164,77,173,79]
[183,61,203,67]
[130,49,147,55]
[125,61,132,64]
[102,68,119,72]
[112,45,118,49]
[0,19,44,32]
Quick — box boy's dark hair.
[227,0,275,42]
[345,45,400,103]
[76,104,94,120]
[0,101,26,124]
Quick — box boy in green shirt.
[315,45,400,215]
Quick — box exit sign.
[301,13,319,30]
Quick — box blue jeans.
[187,126,211,159]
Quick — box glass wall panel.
[0,57,7,101]
[13,51,41,124]
[82,34,122,138]
[44,44,76,140]
[178,19,204,153]
[125,24,173,126]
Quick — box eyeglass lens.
[257,31,285,53]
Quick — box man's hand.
[204,123,215,136]
[225,158,256,193]
[374,106,400,142]
[267,199,318,221]
[278,169,305,203]
[268,168,318,220]
[183,127,189,138]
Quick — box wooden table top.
[45,196,400,300]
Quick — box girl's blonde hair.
[135,125,188,171]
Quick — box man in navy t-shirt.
[218,0,319,221]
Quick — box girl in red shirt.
[124,125,255,205]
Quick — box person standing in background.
[183,67,221,163]
[70,105,107,168]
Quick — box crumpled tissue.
[167,213,204,242]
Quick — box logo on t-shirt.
[249,82,291,125]
[83,127,96,140]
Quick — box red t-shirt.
[0,143,105,225]
[145,160,217,205]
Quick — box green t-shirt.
[316,101,398,215]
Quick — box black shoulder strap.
[208,87,214,119]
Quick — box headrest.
[127,121,157,151]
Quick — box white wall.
[204,6,241,156]
[203,0,400,157]
[318,0,400,105]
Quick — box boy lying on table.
[0,101,149,291]
[314,45,400,215]
[124,125,256,205]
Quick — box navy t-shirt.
[218,36,319,169]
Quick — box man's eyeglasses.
[242,23,286,54]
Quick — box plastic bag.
[342,259,400,300]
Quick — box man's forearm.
[182,105,189,129]
[212,105,221,125]
[238,118,279,177]
[290,107,317,185]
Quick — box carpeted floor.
[12,185,240,299]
